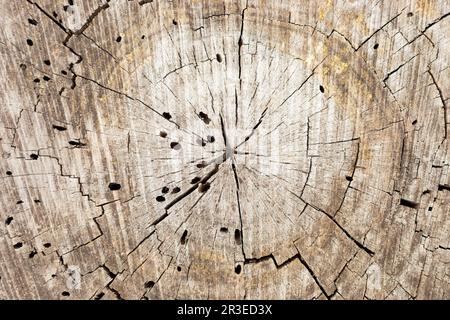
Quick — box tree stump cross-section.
[0,0,449,299]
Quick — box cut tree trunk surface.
[0,0,449,300]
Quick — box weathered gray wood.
[0,0,449,299]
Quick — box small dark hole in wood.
[68,140,85,147]
[345,176,353,182]
[412,120,417,125]
[26,39,33,46]
[141,35,145,39]
[216,53,222,63]
[28,18,38,25]
[159,131,167,138]
[6,171,12,176]
[108,183,121,191]
[399,198,419,209]
[5,217,13,225]
[234,229,242,245]
[43,243,51,248]
[43,59,51,65]
[220,227,228,233]
[16,200,23,204]
[191,177,201,184]
[20,63,27,70]
[373,43,379,50]
[61,70,68,75]
[13,242,23,249]
[61,291,70,297]
[207,135,215,143]
[30,153,39,160]
[177,266,182,272]
[162,112,172,120]
[438,184,450,191]
[170,142,181,150]
[428,207,433,211]
[29,250,37,258]
[161,186,169,194]
[180,230,188,244]
[53,125,67,131]
[198,111,211,124]
[235,264,242,274]
[156,195,165,202]
[171,186,180,194]
[43,75,51,81]
[34,199,41,203]
[116,36,122,43]
[196,161,207,168]
[68,0,74,5]
[172,19,178,25]
[407,12,413,17]
[33,78,40,83]
[144,280,155,289]
[319,85,324,93]
[52,11,58,18]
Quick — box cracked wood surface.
[0,0,449,300]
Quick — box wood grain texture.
[0,0,449,300]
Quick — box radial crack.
[428,69,448,139]
[295,249,331,299]
[237,2,248,87]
